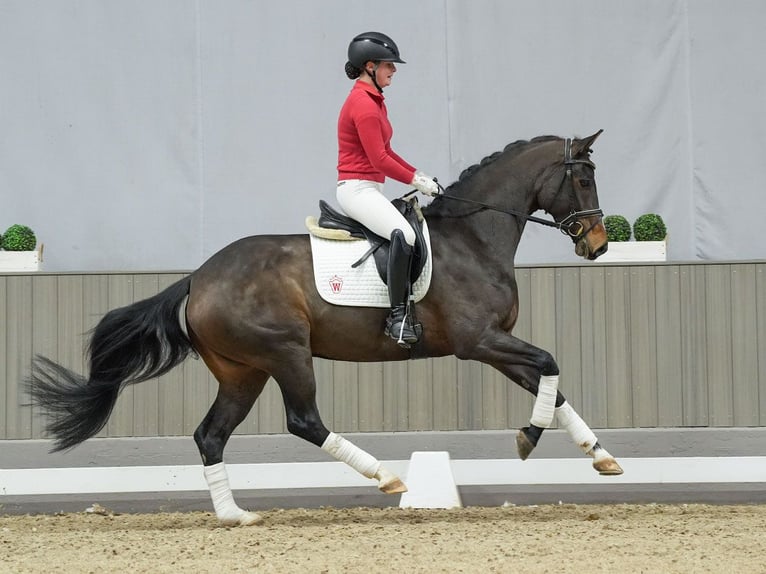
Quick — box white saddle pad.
[309,222,433,307]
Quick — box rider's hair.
[345,61,362,79]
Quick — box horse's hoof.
[593,458,624,476]
[379,478,408,494]
[374,465,408,494]
[219,510,263,527]
[515,429,536,461]
[235,511,264,526]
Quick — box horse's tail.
[27,275,194,452]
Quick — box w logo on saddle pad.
[306,200,433,308]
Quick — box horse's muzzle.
[588,242,608,260]
[572,216,608,260]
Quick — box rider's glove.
[411,171,440,197]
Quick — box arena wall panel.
[2,261,764,441]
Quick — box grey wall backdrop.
[2,1,765,271]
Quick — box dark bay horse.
[29,130,622,526]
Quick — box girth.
[317,198,428,285]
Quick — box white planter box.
[599,240,666,263]
[0,244,44,271]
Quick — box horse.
[28,130,622,527]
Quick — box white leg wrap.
[530,375,559,428]
[555,401,598,453]
[204,462,261,526]
[321,432,381,478]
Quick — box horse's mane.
[422,135,561,217]
[448,135,561,190]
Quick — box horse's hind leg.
[272,351,407,494]
[194,367,269,526]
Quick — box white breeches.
[336,179,416,246]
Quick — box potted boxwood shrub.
[599,213,667,263]
[633,213,667,242]
[603,215,631,242]
[0,224,43,271]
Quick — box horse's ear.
[574,129,604,155]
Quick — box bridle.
[426,138,603,240]
[551,138,604,239]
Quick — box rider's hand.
[411,171,440,197]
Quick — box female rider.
[336,31,439,347]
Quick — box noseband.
[428,138,603,239]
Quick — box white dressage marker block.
[399,451,462,509]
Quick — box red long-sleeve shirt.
[337,80,416,184]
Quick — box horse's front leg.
[554,400,622,475]
[460,331,560,457]
[272,351,407,494]
[500,363,622,474]
[488,360,559,461]
[465,331,623,475]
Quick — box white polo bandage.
[530,374,559,428]
[321,432,380,478]
[203,462,247,525]
[555,401,598,453]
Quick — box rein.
[422,138,603,239]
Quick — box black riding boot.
[384,229,419,347]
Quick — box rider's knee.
[400,225,416,246]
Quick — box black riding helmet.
[347,31,405,67]
[346,32,405,92]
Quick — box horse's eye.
[579,179,591,188]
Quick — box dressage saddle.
[316,198,429,286]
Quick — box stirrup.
[385,307,419,348]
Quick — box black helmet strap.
[367,62,383,93]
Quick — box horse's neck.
[427,146,553,266]
[429,181,534,268]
